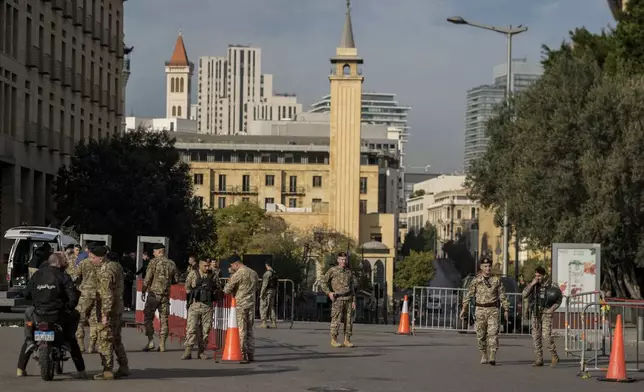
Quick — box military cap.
[151,243,166,250]
[228,254,242,263]
[89,245,108,257]
[480,257,492,265]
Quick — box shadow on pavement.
[254,353,381,363]
[127,365,297,379]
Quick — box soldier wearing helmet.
[522,266,562,367]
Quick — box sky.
[123,0,616,173]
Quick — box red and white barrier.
[135,280,232,353]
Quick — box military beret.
[151,243,166,250]
[90,246,108,257]
[480,257,492,265]
[228,254,241,263]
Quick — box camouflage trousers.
[75,296,98,341]
[330,298,354,339]
[96,315,128,371]
[260,289,276,323]
[475,307,500,354]
[143,293,170,339]
[184,302,213,350]
[237,305,255,357]
[532,312,556,358]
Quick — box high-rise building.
[197,46,302,134]
[463,58,542,172]
[165,32,193,119]
[0,0,127,256]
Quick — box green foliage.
[213,201,269,257]
[394,251,435,290]
[520,258,551,282]
[466,3,644,298]
[401,222,437,256]
[54,128,211,266]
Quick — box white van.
[1,226,78,307]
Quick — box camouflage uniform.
[182,269,219,359]
[463,275,509,363]
[74,257,99,352]
[95,259,129,380]
[142,255,179,351]
[259,269,277,328]
[522,280,562,366]
[223,265,259,361]
[320,266,357,347]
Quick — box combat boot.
[488,351,496,366]
[550,354,560,367]
[114,365,130,378]
[16,369,27,377]
[181,347,192,360]
[343,337,354,348]
[94,371,115,380]
[331,337,342,348]
[73,371,88,379]
[271,321,277,328]
[480,352,488,364]
[159,337,167,352]
[142,338,155,352]
[258,321,267,328]
[532,357,544,367]
[77,338,85,352]
[197,345,208,360]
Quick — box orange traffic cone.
[397,295,411,335]
[220,297,243,363]
[598,314,634,383]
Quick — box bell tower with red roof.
[165,30,194,119]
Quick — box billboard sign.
[551,243,601,312]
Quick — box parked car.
[455,274,525,333]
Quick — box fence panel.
[564,291,604,357]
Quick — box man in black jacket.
[17,252,87,378]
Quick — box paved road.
[0,322,642,391]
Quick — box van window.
[10,239,59,282]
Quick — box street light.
[447,16,528,276]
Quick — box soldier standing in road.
[91,247,129,380]
[522,266,562,367]
[320,252,357,348]
[141,243,179,352]
[460,258,509,365]
[74,249,99,353]
[223,255,259,363]
[259,260,278,329]
[182,259,220,360]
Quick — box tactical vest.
[194,272,215,304]
[530,284,550,313]
[266,270,278,290]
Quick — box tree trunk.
[605,264,627,298]
[621,262,643,299]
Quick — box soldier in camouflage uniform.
[182,259,220,360]
[64,244,77,278]
[141,243,179,352]
[522,266,561,367]
[223,255,259,363]
[320,252,357,348]
[460,258,509,365]
[91,247,129,380]
[73,246,100,353]
[259,260,278,329]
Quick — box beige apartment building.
[0,0,126,258]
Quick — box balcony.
[91,85,100,103]
[124,58,130,73]
[92,22,101,41]
[281,186,306,195]
[73,7,83,26]
[82,79,91,98]
[101,29,109,47]
[100,90,108,107]
[266,202,330,214]
[83,15,93,34]
[212,185,259,194]
[62,67,72,87]
[23,123,38,144]
[49,132,60,152]
[25,46,39,68]
[37,128,50,148]
[72,73,82,92]
[52,0,64,10]
[62,0,73,19]
[51,61,62,81]
[61,136,74,156]
[39,53,52,75]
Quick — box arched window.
[177,106,182,117]
[343,64,351,76]
[171,77,175,92]
[180,78,184,93]
[172,106,176,116]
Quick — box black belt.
[475,301,499,308]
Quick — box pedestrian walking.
[320,252,357,348]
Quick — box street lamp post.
[447,16,527,276]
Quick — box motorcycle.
[31,321,71,381]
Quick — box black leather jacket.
[25,265,79,316]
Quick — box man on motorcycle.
[17,252,87,378]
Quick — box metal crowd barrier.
[563,291,605,358]
[220,277,295,325]
[411,286,533,335]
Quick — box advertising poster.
[551,243,601,312]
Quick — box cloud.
[124,0,614,172]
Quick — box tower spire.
[340,0,355,48]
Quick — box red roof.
[168,33,189,66]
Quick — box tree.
[394,251,435,290]
[54,128,212,266]
[465,4,644,298]
[213,201,269,257]
[401,222,437,256]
